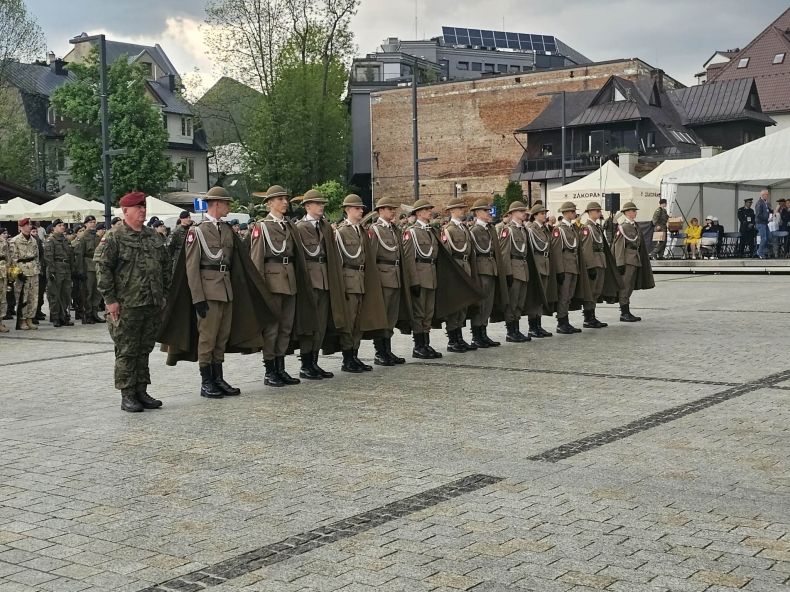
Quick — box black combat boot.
[506,321,527,343]
[424,332,443,358]
[556,316,574,334]
[374,338,394,366]
[264,358,285,387]
[63,316,74,326]
[447,328,467,353]
[199,364,224,398]
[353,349,372,371]
[471,326,489,349]
[459,327,476,350]
[516,319,530,341]
[136,384,163,409]
[277,356,301,385]
[386,338,405,364]
[527,318,540,338]
[212,362,240,396]
[482,325,500,347]
[619,304,641,322]
[313,351,334,378]
[412,333,432,359]
[299,350,323,380]
[341,350,364,373]
[537,317,553,337]
[121,388,143,412]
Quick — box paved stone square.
[1,273,789,592]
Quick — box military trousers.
[107,304,159,390]
[506,278,528,322]
[556,272,578,318]
[526,274,549,319]
[47,273,72,322]
[14,274,39,320]
[263,293,295,361]
[382,287,400,338]
[445,308,467,331]
[340,293,363,350]
[618,264,640,305]
[0,272,7,319]
[300,288,329,353]
[197,299,233,364]
[471,274,496,327]
[411,286,435,334]
[583,267,605,311]
[82,270,99,318]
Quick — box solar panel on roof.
[441,26,559,53]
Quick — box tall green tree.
[0,0,44,85]
[50,50,176,201]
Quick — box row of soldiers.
[94,187,654,413]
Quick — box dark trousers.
[739,230,756,257]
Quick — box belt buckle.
[543,251,549,258]
[219,264,227,273]
[282,256,289,265]
[358,265,365,271]
[394,259,400,266]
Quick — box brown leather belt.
[415,256,436,264]
[343,263,365,271]
[377,258,400,266]
[200,263,231,272]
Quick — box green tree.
[0,93,35,185]
[492,193,507,220]
[0,0,44,85]
[313,179,344,219]
[504,181,524,207]
[50,50,176,201]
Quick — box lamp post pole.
[412,56,419,201]
[98,35,111,227]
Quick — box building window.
[737,57,749,68]
[47,105,56,124]
[185,158,195,180]
[471,62,482,72]
[509,65,520,73]
[457,61,469,71]
[614,87,626,102]
[774,53,786,65]
[541,144,553,156]
[646,131,656,148]
[139,62,153,77]
[484,63,495,73]
[55,147,66,172]
[181,116,192,137]
[497,64,508,73]
[162,113,168,129]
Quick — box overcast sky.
[28,0,789,93]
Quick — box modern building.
[349,27,592,197]
[699,7,790,133]
[513,73,775,195]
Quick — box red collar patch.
[403,230,411,241]
[553,230,560,238]
[252,224,260,239]
[186,230,195,244]
[583,228,589,236]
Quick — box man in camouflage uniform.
[43,218,75,327]
[74,215,104,324]
[499,201,531,343]
[580,202,609,329]
[0,227,9,332]
[441,197,476,353]
[168,211,193,272]
[10,218,40,330]
[95,192,171,412]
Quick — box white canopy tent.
[113,195,185,221]
[547,161,660,221]
[663,128,790,230]
[0,197,39,222]
[28,193,104,223]
[641,158,704,186]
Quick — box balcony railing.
[522,153,617,174]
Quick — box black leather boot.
[620,304,641,322]
[342,350,364,373]
[412,333,432,359]
[299,350,323,380]
[386,338,405,364]
[459,327,476,350]
[353,349,372,371]
[136,383,162,409]
[583,309,606,328]
[556,316,574,334]
[471,326,489,349]
[121,389,143,412]
[278,356,301,384]
[537,317,553,337]
[264,358,285,387]
[212,362,240,396]
[374,338,394,366]
[200,364,224,398]
[482,325,500,347]
[527,318,540,338]
[447,328,467,353]
[506,321,526,343]
[516,319,530,341]
[313,351,334,378]
[424,332,443,358]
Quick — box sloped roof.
[101,40,178,76]
[3,61,74,95]
[146,79,193,115]
[516,89,597,132]
[667,78,774,125]
[707,8,790,113]
[195,76,263,146]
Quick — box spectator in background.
[685,217,702,259]
[701,216,725,258]
[649,198,669,260]
[755,189,771,259]
[111,216,122,228]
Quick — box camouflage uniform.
[95,223,170,392]
[0,235,9,330]
[43,232,74,324]
[74,230,102,322]
[10,233,40,326]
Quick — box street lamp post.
[538,90,566,186]
[412,56,419,201]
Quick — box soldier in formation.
[10,218,41,330]
[0,227,9,332]
[613,202,655,322]
[43,218,74,327]
[73,215,105,324]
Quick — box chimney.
[46,51,56,65]
[650,69,664,93]
[168,74,176,92]
[51,59,67,76]
[618,152,638,175]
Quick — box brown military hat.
[342,194,365,208]
[290,194,304,205]
[559,201,577,213]
[410,199,434,213]
[302,189,327,205]
[585,201,603,212]
[530,204,546,215]
[621,201,639,212]
[507,200,528,213]
[374,197,399,210]
[469,198,492,211]
[205,186,231,201]
[253,185,290,202]
[444,197,466,211]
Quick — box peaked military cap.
[444,197,466,210]
[469,198,492,211]
[302,189,327,205]
[507,201,528,213]
[585,201,603,212]
[342,194,365,208]
[530,204,546,215]
[410,199,434,213]
[621,201,639,212]
[374,197,399,210]
[205,186,231,201]
[559,201,577,213]
[83,215,96,224]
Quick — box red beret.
[18,218,31,227]
[119,192,147,208]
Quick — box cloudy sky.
[28,0,789,93]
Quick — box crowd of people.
[2,187,656,412]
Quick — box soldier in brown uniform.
[43,219,74,327]
[368,197,407,366]
[468,199,501,348]
[185,186,241,398]
[294,189,347,380]
[613,202,655,322]
[525,204,553,338]
[551,202,583,334]
[580,202,609,329]
[249,185,303,387]
[402,199,442,359]
[440,197,476,353]
[335,194,372,373]
[499,201,531,343]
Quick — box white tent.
[663,128,790,230]
[113,195,185,220]
[29,193,104,223]
[641,158,705,186]
[0,197,39,222]
[548,161,660,221]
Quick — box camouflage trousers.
[107,304,160,390]
[14,274,39,320]
[0,272,7,319]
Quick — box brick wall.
[371,58,669,208]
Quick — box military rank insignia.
[441,231,447,242]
